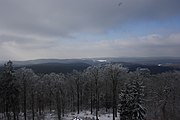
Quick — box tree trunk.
[71,95,73,112]
[72,93,75,112]
[172,90,176,119]
[77,83,80,114]
[62,104,65,117]
[31,92,35,120]
[62,96,65,117]
[6,102,10,120]
[105,79,108,112]
[38,96,41,115]
[95,78,99,120]
[56,91,61,120]
[90,80,93,114]
[17,105,20,120]
[13,107,16,120]
[161,100,167,120]
[23,77,27,120]
[162,104,166,120]
[112,77,117,120]
[49,92,52,113]
[80,88,83,111]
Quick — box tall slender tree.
[0,61,20,120]
[104,64,127,120]
[86,66,101,120]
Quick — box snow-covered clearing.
[44,111,119,120]
[1,111,119,120]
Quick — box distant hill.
[0,57,180,74]
[1,57,180,66]
[102,57,180,65]
[120,62,180,74]
[16,62,91,74]
[11,59,95,66]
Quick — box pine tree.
[130,80,146,120]
[119,79,146,120]
[119,85,132,120]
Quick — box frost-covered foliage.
[0,61,180,120]
[103,64,128,120]
[0,61,20,120]
[119,79,146,120]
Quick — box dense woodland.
[0,60,180,120]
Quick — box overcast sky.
[0,0,180,60]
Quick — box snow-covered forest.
[0,61,180,120]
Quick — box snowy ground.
[44,111,119,120]
[0,111,120,120]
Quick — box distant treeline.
[0,62,179,74]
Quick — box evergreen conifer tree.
[119,79,146,120]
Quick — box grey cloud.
[0,0,179,60]
[49,33,180,58]
[0,34,36,44]
[0,33,56,50]
[0,33,179,60]
[99,33,180,57]
[0,0,180,38]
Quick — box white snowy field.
[0,111,120,120]
[44,111,119,120]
